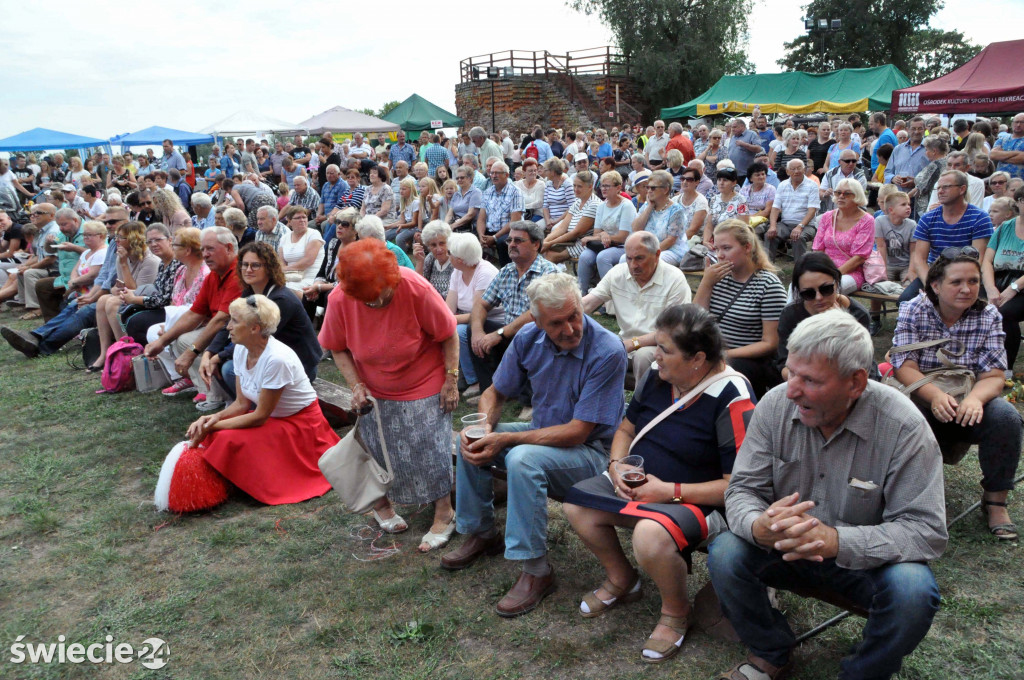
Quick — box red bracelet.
[672,483,683,503]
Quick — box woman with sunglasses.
[811,178,875,294]
[775,252,874,379]
[890,247,1021,541]
[631,170,687,266]
[183,293,337,506]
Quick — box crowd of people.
[2,110,1023,679]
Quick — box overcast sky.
[0,0,1021,140]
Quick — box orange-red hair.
[337,239,402,302]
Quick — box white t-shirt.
[0,169,17,193]
[233,337,317,418]
[87,200,108,218]
[280,228,325,285]
[514,179,546,209]
[450,260,503,322]
[594,199,638,235]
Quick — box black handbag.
[994,269,1024,292]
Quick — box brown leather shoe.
[439,532,503,571]
[496,569,557,617]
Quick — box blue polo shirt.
[871,128,898,173]
[493,314,627,448]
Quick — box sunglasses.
[246,295,258,308]
[939,246,979,260]
[840,158,857,164]
[798,283,836,301]
[834,190,856,198]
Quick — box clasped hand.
[460,427,501,467]
[753,492,838,562]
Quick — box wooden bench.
[851,289,900,316]
[312,378,356,430]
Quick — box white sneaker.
[196,399,225,412]
[516,406,533,422]
[462,383,481,398]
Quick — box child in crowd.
[869,190,916,334]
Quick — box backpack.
[101,336,144,393]
[525,142,540,160]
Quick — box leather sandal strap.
[642,637,680,655]
[582,591,608,612]
[602,578,629,599]
[657,613,690,634]
[983,500,1008,507]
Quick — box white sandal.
[371,508,408,534]
[418,518,456,552]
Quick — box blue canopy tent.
[0,127,110,153]
[112,126,214,150]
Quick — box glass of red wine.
[461,413,488,446]
[616,454,646,488]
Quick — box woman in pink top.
[319,239,460,552]
[812,178,875,294]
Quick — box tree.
[569,0,753,114]
[377,100,401,119]
[907,28,981,83]
[778,0,979,82]
[357,107,377,117]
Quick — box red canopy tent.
[892,39,1024,114]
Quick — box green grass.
[0,277,1022,679]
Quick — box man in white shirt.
[500,130,515,163]
[926,151,984,210]
[581,231,691,383]
[765,159,820,262]
[645,120,669,169]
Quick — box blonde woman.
[386,176,420,250]
[89,221,161,371]
[69,157,90,188]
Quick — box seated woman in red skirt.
[184,294,337,505]
[564,304,757,664]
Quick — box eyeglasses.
[840,158,858,164]
[291,214,308,221]
[170,242,186,248]
[798,282,836,301]
[506,236,530,244]
[114,235,127,241]
[649,184,670,191]
[338,221,352,227]
[939,246,979,260]
[599,184,617,189]
[681,177,697,183]
[240,261,264,270]
[935,183,963,192]
[990,180,1007,186]
[835,190,856,198]
[101,218,123,225]
[146,237,168,245]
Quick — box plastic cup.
[461,413,488,444]
[616,454,647,488]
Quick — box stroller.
[0,184,28,225]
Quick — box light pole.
[804,18,842,72]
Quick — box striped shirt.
[913,204,993,263]
[773,178,820,225]
[707,270,787,349]
[543,179,574,222]
[289,187,321,214]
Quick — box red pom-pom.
[156,443,230,513]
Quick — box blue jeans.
[218,359,238,401]
[708,531,940,680]
[456,323,477,385]
[576,245,625,295]
[454,422,607,560]
[32,300,97,356]
[899,277,923,303]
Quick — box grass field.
[1,277,1022,679]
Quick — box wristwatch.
[631,337,641,351]
[190,344,201,355]
[1012,281,1020,292]
[496,327,505,337]
[446,367,459,379]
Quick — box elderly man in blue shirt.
[443,272,628,618]
[885,117,928,193]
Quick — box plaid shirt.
[389,143,416,169]
[254,222,291,251]
[289,187,321,214]
[482,255,557,324]
[890,294,1007,374]
[320,180,344,214]
[424,144,450,178]
[480,182,524,234]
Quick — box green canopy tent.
[382,94,464,135]
[660,65,913,119]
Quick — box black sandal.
[981,499,1018,540]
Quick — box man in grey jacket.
[708,310,947,680]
